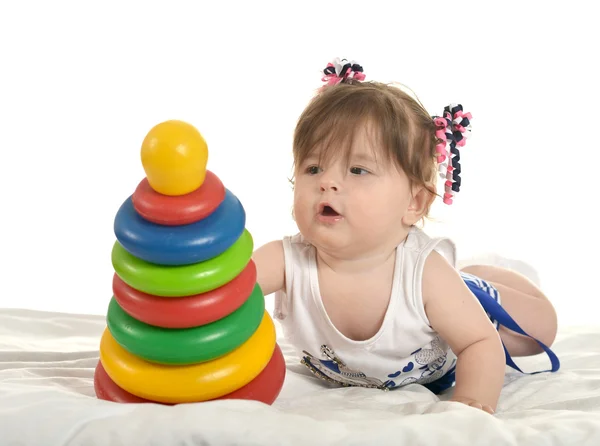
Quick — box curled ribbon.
[432,104,472,205]
[321,57,366,87]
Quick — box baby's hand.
[450,396,495,414]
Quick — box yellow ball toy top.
[140,120,208,196]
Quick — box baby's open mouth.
[320,205,339,216]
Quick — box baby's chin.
[303,220,404,254]
[301,226,372,255]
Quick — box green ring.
[106,283,265,365]
[112,229,253,297]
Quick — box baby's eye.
[350,167,369,175]
[306,165,321,175]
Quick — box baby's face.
[293,127,414,258]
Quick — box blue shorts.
[461,272,502,329]
[423,272,560,395]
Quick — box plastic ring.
[99,311,276,403]
[112,229,253,297]
[94,343,286,405]
[112,261,257,328]
[114,189,245,266]
[107,283,265,365]
[132,170,225,226]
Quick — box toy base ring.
[94,343,286,405]
[99,311,276,403]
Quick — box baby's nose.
[320,177,339,192]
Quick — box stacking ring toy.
[107,284,265,365]
[94,344,286,405]
[99,311,276,403]
[132,170,225,226]
[114,189,245,266]
[112,229,253,297]
[112,261,257,328]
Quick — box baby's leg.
[460,265,558,357]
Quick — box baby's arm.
[252,241,286,296]
[422,251,505,414]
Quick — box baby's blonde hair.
[291,80,441,220]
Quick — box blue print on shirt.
[302,345,390,390]
[300,337,450,391]
[385,337,449,388]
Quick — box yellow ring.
[99,311,276,403]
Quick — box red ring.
[112,260,257,328]
[132,170,226,226]
[94,343,286,405]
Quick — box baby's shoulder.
[277,232,316,275]
[403,227,457,265]
[281,232,316,258]
[403,226,434,252]
[284,232,307,246]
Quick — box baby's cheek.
[357,193,388,215]
[291,198,312,226]
[293,192,310,211]
[360,196,401,228]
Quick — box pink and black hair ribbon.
[433,104,472,205]
[321,57,366,88]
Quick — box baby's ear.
[402,184,435,226]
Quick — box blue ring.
[114,189,246,265]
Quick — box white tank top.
[273,226,459,390]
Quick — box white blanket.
[1,308,599,446]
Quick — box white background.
[1,1,598,326]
